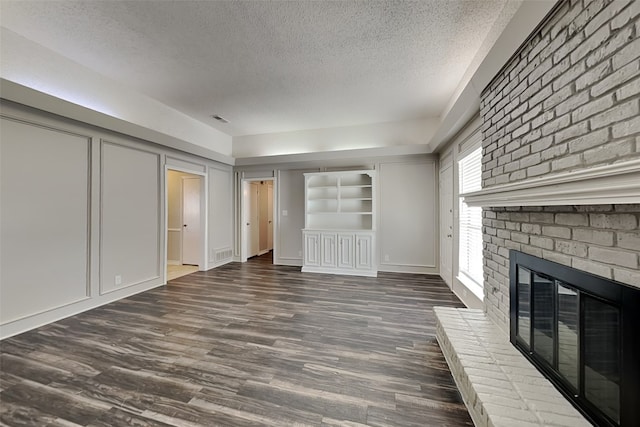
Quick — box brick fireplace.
[479,0,640,333]
[436,1,640,426]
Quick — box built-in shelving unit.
[302,170,377,277]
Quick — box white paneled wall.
[0,101,234,339]
[100,140,162,294]
[1,117,91,323]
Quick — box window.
[458,145,483,296]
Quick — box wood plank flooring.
[0,253,473,426]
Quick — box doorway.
[241,179,274,261]
[166,169,206,280]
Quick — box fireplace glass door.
[557,283,578,390]
[510,250,639,427]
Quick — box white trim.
[379,262,437,268]
[301,266,377,277]
[0,296,91,326]
[463,159,640,207]
[99,275,161,295]
[0,281,165,340]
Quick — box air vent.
[211,114,229,123]
[215,248,233,262]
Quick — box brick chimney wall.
[479,0,640,332]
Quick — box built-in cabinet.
[302,170,377,276]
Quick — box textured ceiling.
[0,0,507,137]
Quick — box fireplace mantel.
[462,158,640,208]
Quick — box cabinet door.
[337,233,355,269]
[304,232,320,267]
[355,234,373,270]
[320,233,337,268]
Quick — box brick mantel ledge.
[435,307,590,427]
[462,159,640,208]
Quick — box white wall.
[378,159,438,273]
[233,117,438,158]
[235,154,438,274]
[276,169,317,265]
[0,100,234,339]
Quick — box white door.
[182,177,201,266]
[248,182,260,257]
[439,165,454,287]
[267,181,274,251]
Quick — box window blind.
[459,146,483,288]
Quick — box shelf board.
[340,184,372,188]
[341,197,373,201]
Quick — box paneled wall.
[0,100,234,339]
[101,140,161,293]
[1,118,91,324]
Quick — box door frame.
[164,166,208,283]
[439,163,454,288]
[240,177,276,263]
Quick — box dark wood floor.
[0,253,473,426]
